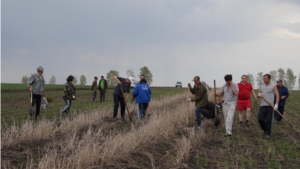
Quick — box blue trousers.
[62,100,72,114]
[195,107,202,126]
[274,106,284,122]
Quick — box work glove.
[187,98,191,102]
[274,104,278,111]
[188,83,191,89]
[258,93,263,98]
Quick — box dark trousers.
[274,106,284,122]
[32,94,42,117]
[113,94,125,118]
[100,89,106,102]
[92,91,97,101]
[258,106,273,135]
[201,109,215,119]
[195,107,202,126]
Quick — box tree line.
[244,68,298,90]
[20,66,153,86]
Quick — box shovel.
[213,80,220,127]
[28,92,35,118]
[119,84,133,122]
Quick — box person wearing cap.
[237,75,257,127]
[91,76,98,101]
[257,74,279,139]
[112,75,135,121]
[187,76,208,130]
[215,74,239,136]
[132,78,152,121]
[27,66,45,119]
[274,79,289,124]
[98,76,108,102]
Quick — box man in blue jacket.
[274,79,289,124]
[132,79,152,121]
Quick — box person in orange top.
[237,75,257,127]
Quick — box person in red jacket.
[237,75,257,127]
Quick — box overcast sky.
[2,0,300,88]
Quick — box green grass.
[1,84,186,127]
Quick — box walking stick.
[187,86,189,124]
[213,80,220,126]
[119,84,133,122]
[261,96,293,128]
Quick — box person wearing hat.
[91,76,98,101]
[98,76,108,102]
[274,78,289,124]
[187,76,208,130]
[112,75,135,121]
[27,66,45,119]
[215,74,239,136]
[257,74,279,139]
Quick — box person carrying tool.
[215,74,239,136]
[237,75,257,127]
[61,75,76,116]
[98,76,108,102]
[187,76,208,130]
[132,78,152,121]
[91,76,98,101]
[112,75,135,121]
[274,79,289,124]
[27,66,46,120]
[257,74,279,139]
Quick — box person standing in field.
[187,76,208,130]
[27,66,45,120]
[257,74,279,139]
[215,74,239,136]
[274,79,288,124]
[237,75,257,127]
[98,76,108,102]
[91,76,98,101]
[61,75,76,116]
[132,79,152,121]
[112,75,135,121]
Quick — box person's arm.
[251,90,258,102]
[230,83,239,96]
[191,87,203,102]
[188,83,195,94]
[274,86,279,105]
[207,84,212,90]
[27,75,34,92]
[113,76,122,85]
[281,87,289,100]
[105,80,108,90]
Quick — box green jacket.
[190,84,207,107]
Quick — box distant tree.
[73,76,78,85]
[106,70,119,86]
[269,70,278,84]
[139,66,153,85]
[277,68,285,82]
[256,72,264,88]
[79,75,87,85]
[298,75,300,90]
[48,75,56,84]
[246,73,255,88]
[126,69,135,78]
[285,68,297,90]
[21,76,28,84]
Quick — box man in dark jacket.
[274,79,289,123]
[98,76,108,102]
[91,76,98,101]
[187,76,208,130]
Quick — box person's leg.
[223,104,229,131]
[136,103,141,121]
[92,91,96,101]
[103,90,106,101]
[226,104,236,135]
[246,99,251,122]
[113,94,119,118]
[35,94,42,117]
[195,107,202,128]
[277,106,284,122]
[265,106,273,136]
[100,89,104,102]
[141,103,148,120]
[258,106,267,134]
[67,100,72,115]
[237,100,244,123]
[120,96,125,119]
[62,100,70,113]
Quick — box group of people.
[27,66,152,122]
[187,74,289,138]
